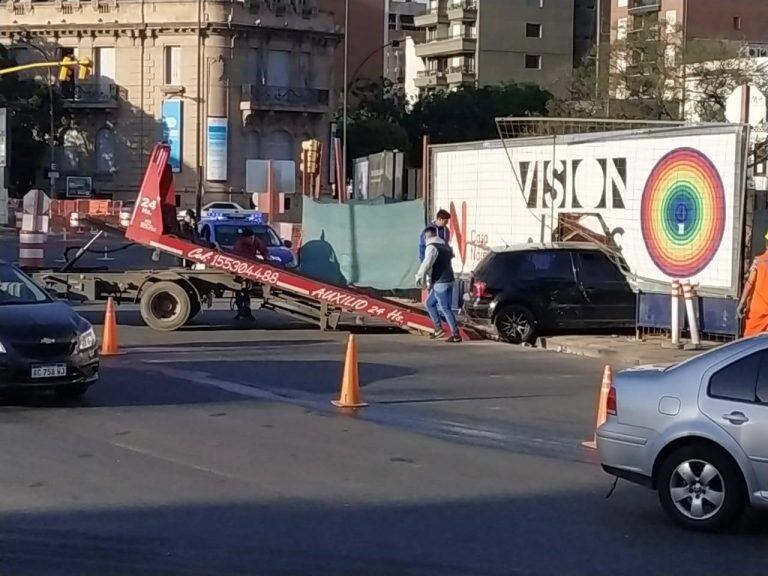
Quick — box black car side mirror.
[45,287,59,300]
[283,239,293,249]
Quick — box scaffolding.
[495,117,685,142]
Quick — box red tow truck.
[32,144,479,339]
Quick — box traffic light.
[77,57,92,81]
[58,56,75,82]
[300,139,321,175]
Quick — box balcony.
[415,31,477,58]
[413,69,448,89]
[447,0,477,22]
[628,0,661,14]
[61,82,120,109]
[239,84,330,114]
[446,65,475,86]
[414,9,448,28]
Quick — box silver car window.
[708,352,761,403]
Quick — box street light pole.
[341,0,350,196]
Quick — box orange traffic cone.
[332,335,368,408]
[582,365,612,449]
[100,297,121,356]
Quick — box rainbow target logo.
[641,148,726,278]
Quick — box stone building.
[1,0,340,220]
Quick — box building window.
[665,10,677,33]
[95,127,117,174]
[246,131,260,160]
[526,23,542,38]
[617,17,628,40]
[664,44,676,67]
[95,47,116,95]
[267,50,292,87]
[263,130,294,161]
[617,0,627,7]
[164,46,181,85]
[61,128,85,173]
[525,54,542,70]
[733,16,742,31]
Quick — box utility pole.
[195,0,204,218]
[0,108,7,226]
[341,0,350,195]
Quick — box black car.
[463,243,636,344]
[0,261,99,397]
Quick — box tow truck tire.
[140,281,192,332]
[188,298,201,323]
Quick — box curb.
[537,338,618,360]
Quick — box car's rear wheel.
[657,444,746,532]
[494,304,537,344]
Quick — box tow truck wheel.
[188,298,201,323]
[140,281,192,332]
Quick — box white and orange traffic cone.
[582,365,613,449]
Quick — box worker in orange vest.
[738,232,768,337]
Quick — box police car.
[198,211,296,267]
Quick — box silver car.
[598,335,768,531]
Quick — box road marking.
[108,440,241,481]
[143,365,288,402]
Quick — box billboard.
[431,125,749,296]
[161,100,183,173]
[206,117,228,181]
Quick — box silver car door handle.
[722,412,749,425]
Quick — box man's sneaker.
[447,335,462,343]
[430,330,446,340]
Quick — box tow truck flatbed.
[38,144,482,339]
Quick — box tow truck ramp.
[125,144,480,339]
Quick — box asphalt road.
[1,305,767,576]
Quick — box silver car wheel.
[669,459,725,521]
[499,312,530,341]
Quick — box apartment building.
[1,0,340,219]
[610,0,768,58]
[384,0,426,92]
[412,0,574,95]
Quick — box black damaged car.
[0,261,99,398]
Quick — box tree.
[406,83,551,147]
[346,118,410,168]
[552,17,767,123]
[343,80,552,168]
[685,53,768,123]
[0,45,61,194]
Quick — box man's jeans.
[426,282,458,336]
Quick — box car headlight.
[78,327,97,351]
[0,341,6,354]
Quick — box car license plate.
[31,365,67,379]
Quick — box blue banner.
[161,100,183,173]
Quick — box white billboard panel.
[431,125,748,296]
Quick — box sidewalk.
[536,334,721,366]
[0,225,16,236]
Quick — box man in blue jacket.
[419,209,451,261]
[416,226,461,343]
